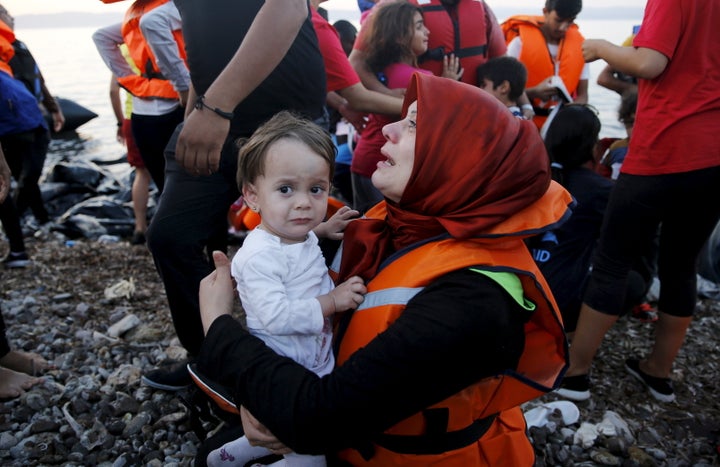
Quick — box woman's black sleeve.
[197,268,527,455]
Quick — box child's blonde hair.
[237,111,336,190]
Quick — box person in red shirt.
[557,0,720,404]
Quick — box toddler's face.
[244,139,330,244]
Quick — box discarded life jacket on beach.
[501,16,584,129]
[410,0,492,86]
[118,0,186,100]
[0,19,15,77]
[330,189,569,466]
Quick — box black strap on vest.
[369,409,498,456]
[142,58,166,80]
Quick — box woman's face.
[409,12,429,56]
[372,101,417,203]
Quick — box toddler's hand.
[314,205,360,241]
[329,275,366,312]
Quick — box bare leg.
[0,367,41,399]
[132,167,151,234]
[0,349,51,375]
[565,303,619,376]
[641,311,692,378]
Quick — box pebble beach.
[1,231,719,466]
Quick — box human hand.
[313,205,359,241]
[116,125,125,145]
[530,77,560,102]
[329,275,366,312]
[176,108,230,176]
[240,406,291,454]
[582,39,611,63]
[51,109,65,133]
[388,87,406,98]
[441,54,464,81]
[199,251,235,335]
[0,150,10,202]
[521,106,535,120]
[339,103,367,133]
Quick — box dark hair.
[544,104,600,185]
[545,0,582,18]
[365,2,423,73]
[333,20,358,57]
[476,56,528,101]
[237,111,336,191]
[618,88,638,125]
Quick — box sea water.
[15,17,640,164]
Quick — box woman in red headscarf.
[194,73,571,466]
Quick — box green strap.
[469,268,536,311]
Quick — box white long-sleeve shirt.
[139,2,190,93]
[231,228,335,377]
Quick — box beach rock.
[2,239,719,467]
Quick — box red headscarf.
[338,73,551,282]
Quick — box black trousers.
[131,106,185,194]
[146,123,240,355]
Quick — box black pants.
[14,127,50,223]
[0,132,35,253]
[131,106,185,194]
[585,166,720,317]
[146,123,240,355]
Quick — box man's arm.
[109,75,125,144]
[92,23,135,78]
[582,39,668,80]
[336,83,402,115]
[176,0,308,175]
[139,2,190,106]
[348,48,404,97]
[574,79,589,104]
[38,75,64,132]
[597,63,637,95]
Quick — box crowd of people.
[1,0,720,464]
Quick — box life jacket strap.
[419,45,488,63]
[371,411,498,456]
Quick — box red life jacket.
[332,183,570,465]
[410,0,491,86]
[117,0,186,100]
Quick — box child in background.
[350,1,461,213]
[206,111,367,467]
[600,89,638,180]
[476,56,528,118]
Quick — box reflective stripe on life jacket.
[333,185,570,466]
[117,0,186,100]
[501,15,585,128]
[410,0,490,86]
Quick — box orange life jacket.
[117,0,186,100]
[332,184,570,466]
[501,15,585,129]
[0,20,15,77]
[410,0,490,86]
